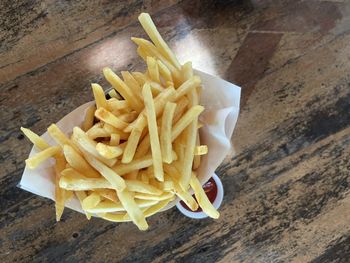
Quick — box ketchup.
[180,177,218,212]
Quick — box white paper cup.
[176,173,223,219]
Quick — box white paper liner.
[19,69,241,215]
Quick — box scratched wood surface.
[1,0,349,262]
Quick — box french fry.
[20,127,50,150]
[107,98,129,111]
[142,84,164,181]
[121,71,142,99]
[25,146,61,169]
[132,71,164,95]
[134,191,174,201]
[137,46,149,61]
[171,105,204,142]
[126,180,162,195]
[169,174,198,211]
[109,134,121,146]
[75,191,92,220]
[87,127,110,140]
[54,153,66,221]
[134,133,150,158]
[82,105,96,131]
[190,173,219,219]
[143,198,174,217]
[48,124,80,153]
[113,154,153,175]
[85,199,158,213]
[60,170,112,190]
[103,67,143,112]
[117,189,148,230]
[193,134,201,170]
[160,102,176,163]
[108,89,122,100]
[92,83,108,110]
[173,97,189,124]
[103,123,130,140]
[147,56,160,83]
[96,143,123,159]
[175,76,201,100]
[94,189,118,203]
[157,59,173,84]
[194,145,208,155]
[138,13,181,70]
[119,112,138,123]
[82,192,101,210]
[122,128,142,163]
[95,107,128,130]
[72,127,117,167]
[63,145,100,178]
[99,212,131,222]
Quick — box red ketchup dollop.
[180,177,218,212]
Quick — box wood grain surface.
[1,0,349,262]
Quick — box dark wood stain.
[1,0,350,262]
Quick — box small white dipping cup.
[176,173,224,219]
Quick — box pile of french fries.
[21,13,219,230]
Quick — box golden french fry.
[121,71,143,100]
[147,56,160,83]
[60,170,111,190]
[190,173,219,219]
[160,102,176,163]
[181,61,193,81]
[193,134,201,170]
[109,134,121,146]
[48,124,80,153]
[82,192,101,210]
[96,143,123,159]
[194,145,208,155]
[94,189,118,203]
[103,123,130,140]
[103,67,143,112]
[20,127,50,150]
[107,98,129,111]
[119,112,138,123]
[157,59,173,84]
[138,13,181,70]
[82,105,96,131]
[95,107,128,130]
[143,198,174,217]
[99,212,131,222]
[108,89,122,100]
[92,83,108,110]
[87,127,110,140]
[137,46,149,61]
[72,127,117,167]
[75,191,92,220]
[134,191,174,201]
[169,174,198,211]
[63,145,100,178]
[175,76,201,100]
[142,84,164,181]
[85,199,158,213]
[173,97,189,124]
[54,153,66,221]
[25,146,61,169]
[83,154,126,191]
[131,71,164,95]
[122,128,142,163]
[117,189,148,230]
[126,180,162,195]
[113,154,153,175]
[171,105,204,142]
[134,133,150,158]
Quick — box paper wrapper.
[19,70,241,215]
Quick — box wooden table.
[1,1,349,262]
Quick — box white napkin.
[19,69,241,214]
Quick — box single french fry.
[72,127,117,167]
[96,143,123,159]
[92,83,108,110]
[171,105,204,142]
[25,146,61,169]
[193,134,201,170]
[117,189,148,230]
[83,154,126,191]
[103,67,143,112]
[119,112,138,123]
[109,134,121,146]
[54,153,66,221]
[99,212,131,222]
[138,13,181,70]
[122,128,142,163]
[75,191,92,220]
[103,123,130,140]
[160,102,176,163]
[126,180,162,195]
[85,199,158,213]
[113,154,153,175]
[132,71,164,95]
[175,76,201,100]
[82,105,96,131]
[134,133,150,158]
[20,127,50,150]
[194,145,208,155]
[82,192,101,210]
[142,84,164,181]
[108,89,123,100]
[95,107,128,130]
[87,127,110,140]
[60,170,111,190]
[121,71,143,100]
[63,145,100,178]
[137,46,149,61]
[107,98,129,111]
[48,124,80,153]
[135,191,174,201]
[143,198,174,217]
[147,56,160,83]
[181,61,193,81]
[173,97,189,124]
[94,189,118,203]
[169,174,198,211]
[190,173,219,219]
[157,59,173,84]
